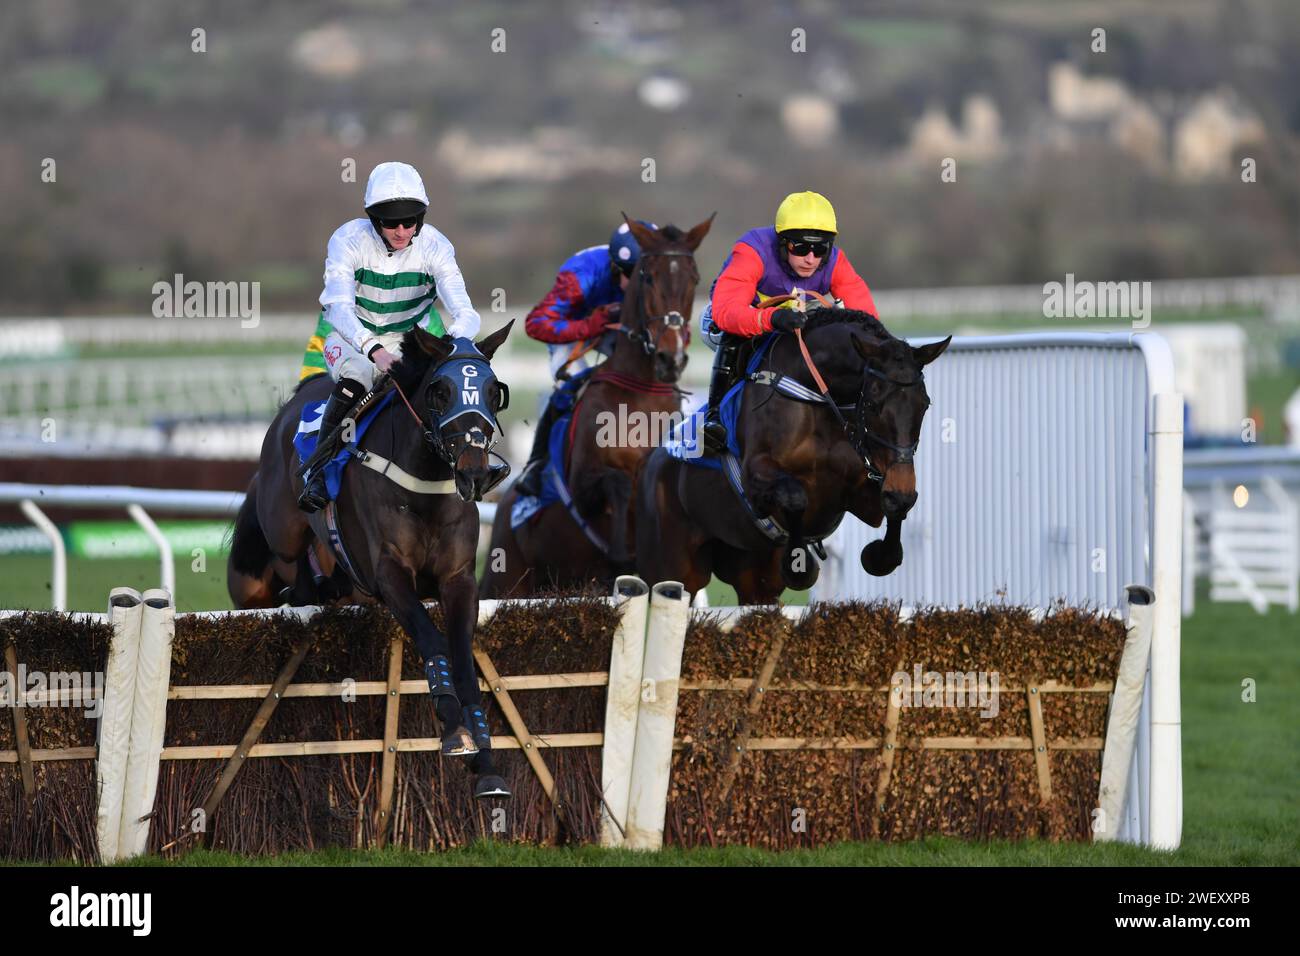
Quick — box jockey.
[698,190,879,454]
[512,221,653,498]
[297,161,483,512]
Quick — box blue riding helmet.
[609,220,659,275]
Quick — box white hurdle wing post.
[1148,390,1184,850]
[1095,584,1156,843]
[624,581,690,851]
[599,576,650,848]
[96,588,144,862]
[118,588,175,858]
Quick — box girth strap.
[348,446,457,495]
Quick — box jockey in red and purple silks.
[514,221,654,497]
[699,190,880,454]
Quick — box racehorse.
[480,216,713,598]
[636,304,950,604]
[227,323,515,799]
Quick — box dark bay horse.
[227,324,514,798]
[637,309,950,604]
[480,216,713,598]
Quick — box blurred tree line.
[2,0,1299,315]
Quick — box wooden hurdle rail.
[2,581,1157,858]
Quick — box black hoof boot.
[463,703,492,751]
[475,774,512,800]
[781,541,821,590]
[861,539,904,576]
[425,656,456,696]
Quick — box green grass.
[0,554,232,614]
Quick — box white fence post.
[96,587,144,862]
[1096,585,1156,843]
[599,576,650,848]
[117,589,175,858]
[625,581,690,851]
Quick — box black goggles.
[379,216,420,230]
[786,239,831,258]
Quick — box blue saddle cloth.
[293,392,395,501]
[510,368,593,530]
[664,334,778,469]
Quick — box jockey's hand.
[770,309,807,333]
[604,303,621,323]
[370,346,397,373]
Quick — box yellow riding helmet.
[774,191,837,236]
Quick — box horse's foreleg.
[576,467,634,570]
[374,554,475,757]
[441,571,511,799]
[862,515,905,576]
[744,455,818,590]
[600,469,634,569]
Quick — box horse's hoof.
[441,726,479,757]
[780,543,821,590]
[475,775,512,800]
[861,540,903,576]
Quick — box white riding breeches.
[322,330,406,390]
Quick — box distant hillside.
[2,0,1299,314]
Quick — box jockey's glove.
[770,309,808,333]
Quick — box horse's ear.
[475,319,514,360]
[851,333,883,362]
[413,326,454,359]
[912,335,952,367]
[683,212,716,251]
[622,213,661,252]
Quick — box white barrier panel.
[812,332,1184,848]
[600,577,650,848]
[95,588,144,862]
[117,589,175,858]
[624,581,690,851]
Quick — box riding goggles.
[786,239,831,258]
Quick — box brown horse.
[636,309,950,604]
[480,216,712,598]
[227,324,516,798]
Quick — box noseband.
[620,250,695,357]
[850,364,929,480]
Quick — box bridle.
[753,292,929,485]
[390,343,510,469]
[848,363,929,482]
[617,250,696,358]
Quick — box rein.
[750,290,928,483]
[589,368,679,396]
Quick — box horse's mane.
[801,307,890,340]
[389,329,438,395]
[656,224,687,243]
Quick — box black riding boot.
[514,397,562,498]
[702,334,743,455]
[297,377,364,513]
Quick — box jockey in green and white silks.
[298,161,482,513]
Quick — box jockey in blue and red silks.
[698,190,880,454]
[513,221,655,497]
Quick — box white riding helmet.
[364,161,430,210]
